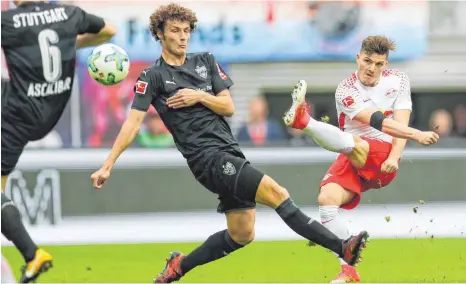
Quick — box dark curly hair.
[149,3,198,41]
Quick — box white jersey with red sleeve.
[335,69,412,143]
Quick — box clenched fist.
[381,156,399,174]
[91,167,111,189]
[414,131,439,146]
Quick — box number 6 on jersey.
[38,29,62,82]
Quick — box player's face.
[161,20,191,57]
[356,52,387,87]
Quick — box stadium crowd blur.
[24,98,466,150]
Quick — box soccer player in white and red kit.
[283,36,439,283]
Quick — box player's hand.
[167,89,204,109]
[414,131,439,146]
[91,167,111,189]
[381,156,399,174]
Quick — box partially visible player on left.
[1,1,116,282]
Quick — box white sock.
[319,205,351,265]
[303,118,355,154]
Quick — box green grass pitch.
[2,238,466,283]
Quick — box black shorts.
[1,116,28,176]
[191,151,265,213]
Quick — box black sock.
[180,229,244,275]
[275,197,343,256]
[1,193,38,262]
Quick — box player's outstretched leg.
[284,80,371,167]
[284,81,373,282]
[153,251,184,283]
[1,192,53,283]
[283,80,354,153]
[154,211,251,284]
[255,175,368,266]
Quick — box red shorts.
[320,137,397,210]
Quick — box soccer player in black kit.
[1,0,116,282]
[91,4,369,283]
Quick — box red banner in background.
[79,61,155,148]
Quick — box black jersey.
[1,1,105,140]
[131,52,242,165]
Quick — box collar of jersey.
[159,53,193,67]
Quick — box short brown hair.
[360,35,396,57]
[149,3,198,41]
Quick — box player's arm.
[353,108,420,140]
[168,53,235,116]
[74,7,116,49]
[169,88,235,117]
[387,73,412,159]
[76,21,116,49]
[204,53,235,116]
[388,109,410,159]
[199,89,235,117]
[101,73,153,171]
[337,84,420,141]
[101,109,145,171]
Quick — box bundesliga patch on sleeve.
[135,81,148,95]
[216,62,228,80]
[342,96,355,108]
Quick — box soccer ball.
[87,43,130,86]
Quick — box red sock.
[294,103,311,130]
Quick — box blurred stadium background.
[1,0,466,282]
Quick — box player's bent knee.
[348,138,370,169]
[317,188,339,206]
[227,226,255,246]
[226,209,255,246]
[318,183,353,206]
[255,175,290,209]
